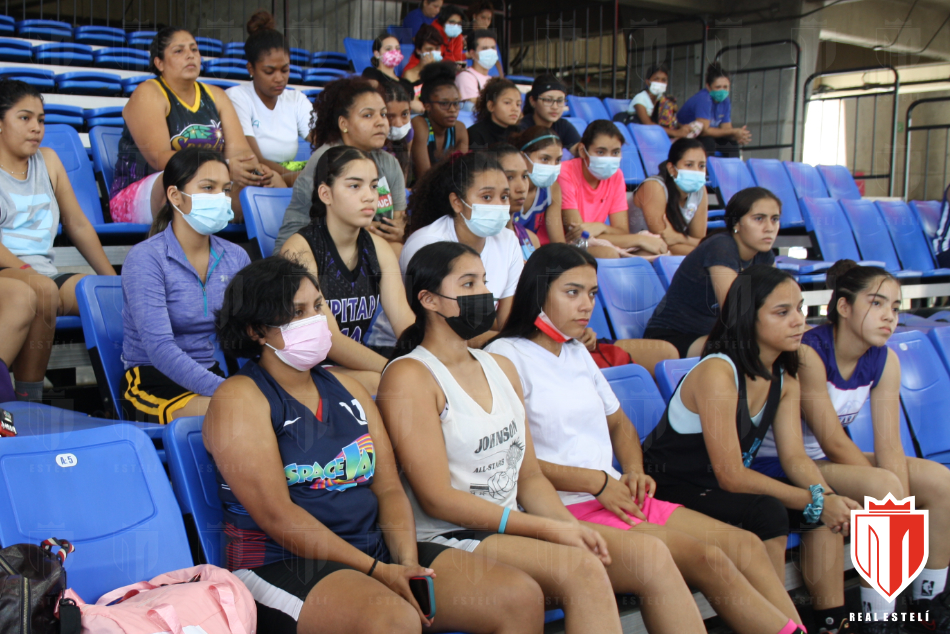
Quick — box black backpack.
[0,538,78,634]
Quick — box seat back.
[654,357,699,403]
[783,161,829,200]
[746,158,805,229]
[89,125,123,198]
[344,37,374,74]
[652,255,684,290]
[76,276,125,418]
[0,66,56,90]
[74,25,126,46]
[614,124,646,186]
[32,42,94,65]
[603,97,629,119]
[17,19,72,41]
[707,157,755,207]
[0,425,193,602]
[0,15,14,35]
[222,42,245,59]
[0,37,32,61]
[595,257,666,339]
[456,111,476,128]
[886,330,950,465]
[41,124,104,225]
[127,30,157,49]
[195,36,223,57]
[817,164,861,200]
[628,123,671,177]
[839,198,903,271]
[601,364,667,440]
[55,71,122,95]
[589,298,613,340]
[566,96,609,123]
[240,187,292,257]
[909,200,943,244]
[563,117,587,137]
[799,198,862,262]
[846,400,917,457]
[876,200,939,272]
[43,103,84,128]
[295,138,313,162]
[165,416,226,566]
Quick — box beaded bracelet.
[803,484,825,524]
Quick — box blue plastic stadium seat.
[0,66,56,90]
[596,257,666,339]
[798,198,885,272]
[43,103,84,128]
[397,44,414,76]
[76,276,127,418]
[32,42,94,66]
[17,19,72,41]
[652,255,684,290]
[289,47,309,66]
[784,161,830,201]
[602,364,667,440]
[89,124,122,197]
[886,330,950,465]
[40,124,104,226]
[222,42,245,59]
[817,164,861,201]
[876,200,950,277]
[121,73,151,94]
[202,59,249,80]
[564,117,587,137]
[746,158,805,229]
[589,299,613,340]
[93,46,149,71]
[654,357,699,403]
[311,51,350,70]
[195,36,223,57]
[199,77,239,90]
[294,138,312,162]
[615,123,646,187]
[844,399,917,456]
[0,425,192,602]
[909,200,943,247]
[457,111,476,128]
[343,38,374,74]
[240,187,292,257]
[304,68,347,86]
[707,157,755,207]
[628,123,671,177]
[56,70,122,95]
[289,64,303,83]
[603,97,629,119]
[567,96,609,123]
[507,75,534,85]
[84,105,124,127]
[0,37,32,62]
[127,30,156,50]
[74,25,126,46]
[839,198,923,278]
[0,15,14,35]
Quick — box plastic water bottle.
[573,231,591,250]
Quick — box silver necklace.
[0,163,27,176]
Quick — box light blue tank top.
[0,151,59,275]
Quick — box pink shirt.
[456,67,490,101]
[557,158,627,224]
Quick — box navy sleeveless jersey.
[214,360,389,570]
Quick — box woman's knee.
[866,467,904,500]
[742,495,789,541]
[4,281,38,328]
[27,274,61,316]
[360,599,421,634]
[492,570,545,625]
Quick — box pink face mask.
[534,311,572,343]
[266,314,333,371]
[381,49,404,68]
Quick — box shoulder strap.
[736,362,783,465]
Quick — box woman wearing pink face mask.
[362,33,423,114]
[206,255,548,634]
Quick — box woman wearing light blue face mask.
[509,126,564,245]
[432,4,467,66]
[456,30,499,111]
[678,62,752,159]
[120,147,251,424]
[630,138,708,255]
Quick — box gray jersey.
[0,151,59,275]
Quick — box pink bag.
[60,564,256,634]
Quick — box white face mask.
[649,81,667,96]
[388,121,411,141]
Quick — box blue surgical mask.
[173,191,234,235]
[584,150,621,181]
[425,50,443,62]
[477,48,498,69]
[525,155,560,188]
[444,23,463,38]
[461,200,509,237]
[672,168,706,193]
[710,89,729,103]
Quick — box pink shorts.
[110,171,162,224]
[567,496,681,529]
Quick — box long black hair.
[309,146,377,221]
[474,77,518,123]
[723,186,781,231]
[150,147,229,236]
[309,77,385,149]
[0,79,42,121]
[149,26,192,76]
[392,241,481,359]
[703,264,800,380]
[493,243,596,341]
[825,259,898,327]
[244,10,288,66]
[658,138,706,234]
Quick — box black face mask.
[433,292,497,340]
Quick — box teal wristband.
[498,507,511,534]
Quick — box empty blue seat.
[89,125,122,197]
[596,257,666,339]
[33,42,93,66]
[76,276,127,418]
[0,37,32,62]
[0,66,56,90]
[0,425,192,602]
[844,400,916,457]
[289,64,303,83]
[628,123,671,177]
[601,364,666,440]
[784,161,830,201]
[202,59,249,80]
[126,30,156,49]
[817,164,861,201]
[0,15,13,35]
[746,158,805,229]
[195,36,223,57]
[289,47,309,66]
[311,50,350,70]
[93,46,149,71]
[909,200,943,247]
[222,41,245,59]
[83,105,124,127]
[566,96,609,123]
[799,198,884,271]
[886,330,950,465]
[304,68,347,86]
[240,187,292,257]
[43,103,84,128]
[654,357,699,403]
[17,19,72,41]
[603,97,629,119]
[343,37,373,73]
[652,255,684,290]
[876,200,950,277]
[56,70,122,95]
[199,77,239,90]
[707,157,755,207]
[564,116,587,137]
[839,198,923,278]
[74,25,126,46]
[121,73,151,94]
[616,123,646,187]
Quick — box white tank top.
[388,345,526,542]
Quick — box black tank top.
[642,359,782,490]
[298,221,382,344]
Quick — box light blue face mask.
[460,199,509,237]
[174,191,233,235]
[525,155,560,188]
[477,48,498,69]
[444,23,463,38]
[672,168,706,193]
[584,152,621,181]
[710,89,729,103]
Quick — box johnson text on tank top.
[297,221,381,344]
[214,361,388,570]
[112,79,226,196]
[642,353,783,490]
[0,151,60,275]
[386,346,526,542]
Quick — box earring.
[342,128,348,134]
[733,227,738,233]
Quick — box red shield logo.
[851,494,929,601]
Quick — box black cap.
[529,75,568,98]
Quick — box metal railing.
[903,96,950,201]
[803,66,899,197]
[624,17,706,107]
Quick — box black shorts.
[642,326,706,359]
[236,543,450,634]
[0,268,77,289]
[119,362,225,424]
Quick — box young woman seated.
[466,77,522,149]
[410,62,469,181]
[509,126,563,245]
[626,64,700,139]
[382,82,414,185]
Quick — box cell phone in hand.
[0,408,16,437]
[409,576,436,619]
[375,209,394,222]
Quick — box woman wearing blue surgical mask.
[456,30,499,110]
[120,147,251,423]
[432,4,467,66]
[510,126,563,245]
[678,62,752,159]
[630,138,708,255]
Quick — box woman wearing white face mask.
[510,126,564,245]
[630,138,708,255]
[625,64,701,140]
[120,148,251,423]
[382,83,414,184]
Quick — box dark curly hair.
[473,76,518,123]
[419,61,459,104]
[308,77,385,149]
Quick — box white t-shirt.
[627,90,654,117]
[485,337,621,506]
[226,84,312,163]
[367,216,524,347]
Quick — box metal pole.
[889,73,900,196]
[611,0,618,98]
